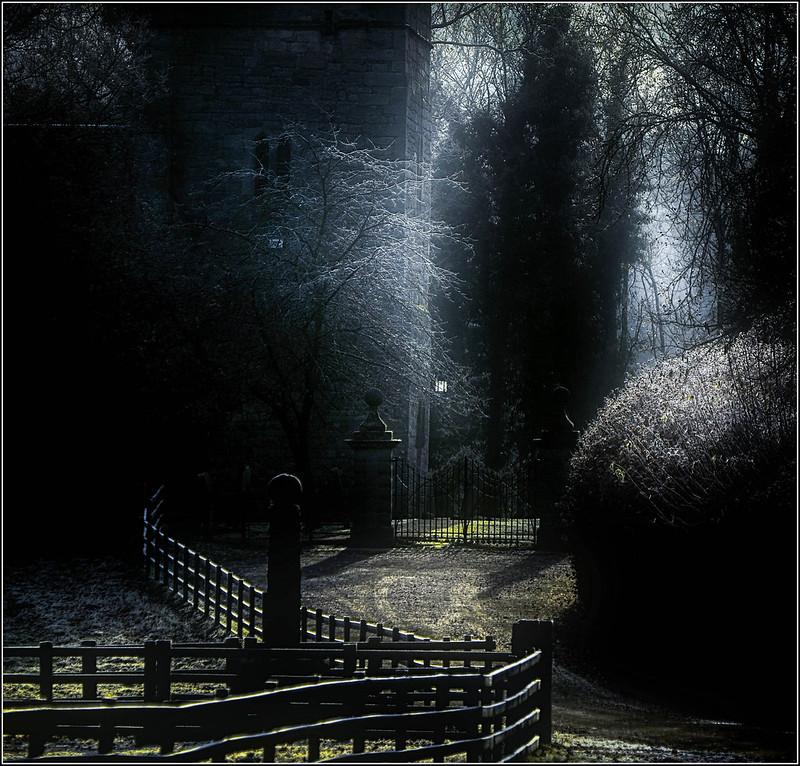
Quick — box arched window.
[254,135,269,196]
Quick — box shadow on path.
[302,547,387,580]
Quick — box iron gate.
[392,456,538,545]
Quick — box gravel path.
[196,531,796,763]
[295,545,571,647]
[4,539,796,762]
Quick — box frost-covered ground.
[4,555,225,646]
[3,556,229,760]
[3,537,796,762]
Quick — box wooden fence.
[3,637,503,707]
[1,489,554,761]
[3,621,552,762]
[144,486,425,644]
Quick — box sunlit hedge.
[562,328,796,722]
[564,328,796,530]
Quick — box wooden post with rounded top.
[265,473,303,646]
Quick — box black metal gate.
[392,456,538,545]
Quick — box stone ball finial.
[364,388,384,409]
[268,473,303,506]
[350,388,392,438]
[552,384,570,406]
[550,384,576,434]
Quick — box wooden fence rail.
[2,489,554,762]
[143,487,427,644]
[4,627,552,762]
[4,638,506,707]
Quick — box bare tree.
[145,125,474,482]
[430,4,550,130]
[596,4,796,339]
[3,4,156,125]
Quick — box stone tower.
[145,5,430,193]
[140,4,433,475]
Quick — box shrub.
[562,327,796,723]
[564,328,796,531]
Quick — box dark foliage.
[3,5,172,553]
[606,4,797,339]
[433,7,640,468]
[563,328,796,724]
[5,124,149,555]
[3,4,155,125]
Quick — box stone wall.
[145,5,431,203]
[139,4,433,482]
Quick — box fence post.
[39,641,53,701]
[169,538,177,592]
[143,640,157,701]
[98,721,115,755]
[159,531,169,586]
[366,635,381,673]
[81,640,97,700]
[203,558,211,618]
[391,627,400,668]
[27,734,46,759]
[151,529,159,580]
[143,513,151,578]
[300,606,309,642]
[155,640,172,702]
[395,685,408,751]
[237,578,245,638]
[343,643,357,676]
[479,675,493,738]
[315,608,324,642]
[465,677,480,739]
[433,680,448,749]
[511,619,553,745]
[192,550,200,607]
[156,531,164,584]
[213,564,222,626]
[248,584,257,637]
[265,473,303,647]
[224,636,242,694]
[352,693,367,754]
[182,545,190,602]
[240,635,267,694]
[226,570,234,635]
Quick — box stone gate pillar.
[346,389,401,546]
[534,385,579,550]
